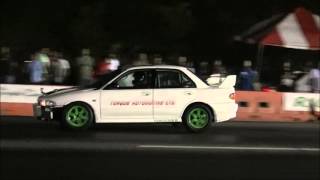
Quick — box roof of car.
[126,65,188,71]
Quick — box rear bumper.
[214,103,238,122]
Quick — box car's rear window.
[187,68,210,85]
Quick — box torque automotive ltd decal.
[110,100,175,106]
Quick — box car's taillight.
[229,93,235,100]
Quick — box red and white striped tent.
[235,7,320,50]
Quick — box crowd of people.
[277,61,320,93]
[27,48,71,85]
[0,48,121,86]
[0,47,319,93]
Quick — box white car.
[34,65,238,132]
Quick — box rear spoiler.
[206,74,236,88]
[219,75,236,88]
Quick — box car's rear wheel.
[62,102,94,130]
[183,104,212,133]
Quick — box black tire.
[61,102,94,130]
[182,104,213,133]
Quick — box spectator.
[177,56,187,67]
[309,62,320,93]
[0,48,10,83]
[308,62,320,121]
[28,53,43,84]
[76,49,95,86]
[133,53,150,65]
[152,54,163,65]
[58,53,71,84]
[211,59,227,76]
[237,60,259,91]
[94,55,112,79]
[294,61,318,92]
[52,52,70,84]
[36,48,51,83]
[186,60,196,73]
[199,61,210,80]
[50,51,59,83]
[109,53,120,71]
[5,58,18,84]
[278,62,294,92]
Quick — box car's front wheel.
[183,104,212,133]
[62,102,94,130]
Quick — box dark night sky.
[1,0,319,85]
[0,0,319,60]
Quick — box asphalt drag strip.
[0,116,319,180]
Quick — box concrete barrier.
[0,84,71,116]
[235,91,319,122]
[235,91,285,121]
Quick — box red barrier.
[235,91,286,121]
[235,91,314,122]
[0,102,33,116]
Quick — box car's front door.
[100,69,154,122]
[153,69,197,122]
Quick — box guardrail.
[0,84,319,121]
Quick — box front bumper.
[33,104,56,121]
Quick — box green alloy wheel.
[62,102,94,130]
[187,108,209,129]
[183,104,212,133]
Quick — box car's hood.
[41,87,94,99]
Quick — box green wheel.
[62,102,94,130]
[183,104,212,133]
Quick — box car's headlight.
[39,99,56,107]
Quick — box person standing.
[211,60,227,76]
[278,62,294,92]
[76,49,94,86]
[109,53,120,72]
[309,62,320,93]
[238,60,258,91]
[0,51,18,84]
[0,47,10,83]
[36,48,51,84]
[58,52,71,84]
[28,53,43,84]
[94,55,112,80]
[308,62,320,121]
[51,52,70,85]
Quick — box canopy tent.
[235,7,320,50]
[235,7,320,75]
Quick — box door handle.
[184,91,192,95]
[142,92,150,96]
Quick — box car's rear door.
[153,69,197,122]
[100,69,154,122]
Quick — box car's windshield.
[82,69,122,89]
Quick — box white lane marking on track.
[138,145,320,152]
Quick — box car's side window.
[156,70,196,88]
[108,70,153,89]
[181,73,196,88]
